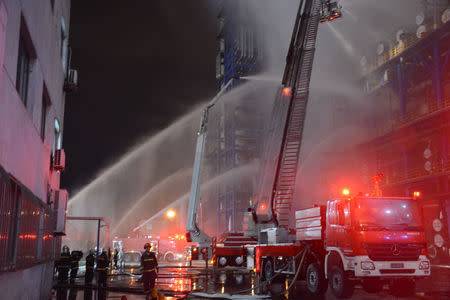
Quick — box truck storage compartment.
[295,206,325,241]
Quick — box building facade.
[360,15,450,254]
[0,0,72,299]
[201,0,268,236]
[357,5,450,293]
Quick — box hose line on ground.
[226,247,307,296]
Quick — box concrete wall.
[0,262,54,300]
[0,0,71,299]
[0,0,70,199]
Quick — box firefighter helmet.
[144,243,151,250]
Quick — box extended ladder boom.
[255,0,341,229]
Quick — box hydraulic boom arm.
[186,79,235,247]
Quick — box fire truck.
[186,1,430,298]
[245,185,430,298]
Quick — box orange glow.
[210,259,214,265]
[282,87,291,97]
[259,204,266,211]
[166,210,176,219]
[342,188,350,196]
[413,191,421,199]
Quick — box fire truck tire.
[306,262,328,296]
[362,279,382,294]
[329,265,354,299]
[390,278,415,297]
[263,259,274,282]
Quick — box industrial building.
[357,3,450,294]
[202,0,269,236]
[0,0,73,299]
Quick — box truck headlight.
[219,256,227,266]
[361,261,375,270]
[419,261,430,270]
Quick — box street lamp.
[166,209,176,219]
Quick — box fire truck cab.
[298,193,430,298]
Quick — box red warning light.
[259,204,267,211]
[413,191,421,199]
[282,87,291,97]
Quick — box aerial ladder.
[251,0,342,238]
[186,0,342,261]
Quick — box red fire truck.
[245,189,430,298]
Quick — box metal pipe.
[96,219,101,261]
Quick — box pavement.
[51,261,450,300]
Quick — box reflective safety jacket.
[86,254,95,270]
[141,251,158,273]
[70,251,82,270]
[57,252,71,271]
[96,252,109,271]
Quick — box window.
[0,175,21,271]
[328,201,337,225]
[16,18,36,108]
[52,119,61,158]
[60,17,68,72]
[0,168,54,270]
[337,202,345,226]
[16,194,40,268]
[16,35,30,105]
[41,87,50,140]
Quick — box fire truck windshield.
[354,198,423,231]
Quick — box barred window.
[16,196,40,268]
[0,174,21,271]
[0,168,55,271]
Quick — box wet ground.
[51,261,449,300]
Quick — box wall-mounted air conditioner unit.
[54,189,68,236]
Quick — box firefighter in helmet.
[85,249,95,285]
[141,242,158,299]
[69,250,83,283]
[96,249,109,288]
[56,245,71,283]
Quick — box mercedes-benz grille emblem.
[391,244,400,256]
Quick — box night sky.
[62,0,218,192]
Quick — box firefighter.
[118,247,124,271]
[113,248,119,269]
[85,249,95,285]
[96,249,109,288]
[57,245,71,283]
[70,250,83,283]
[141,243,158,299]
[108,247,112,267]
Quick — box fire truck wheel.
[362,279,382,294]
[329,265,354,299]
[263,259,274,282]
[390,278,415,297]
[306,262,328,295]
[164,252,174,262]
